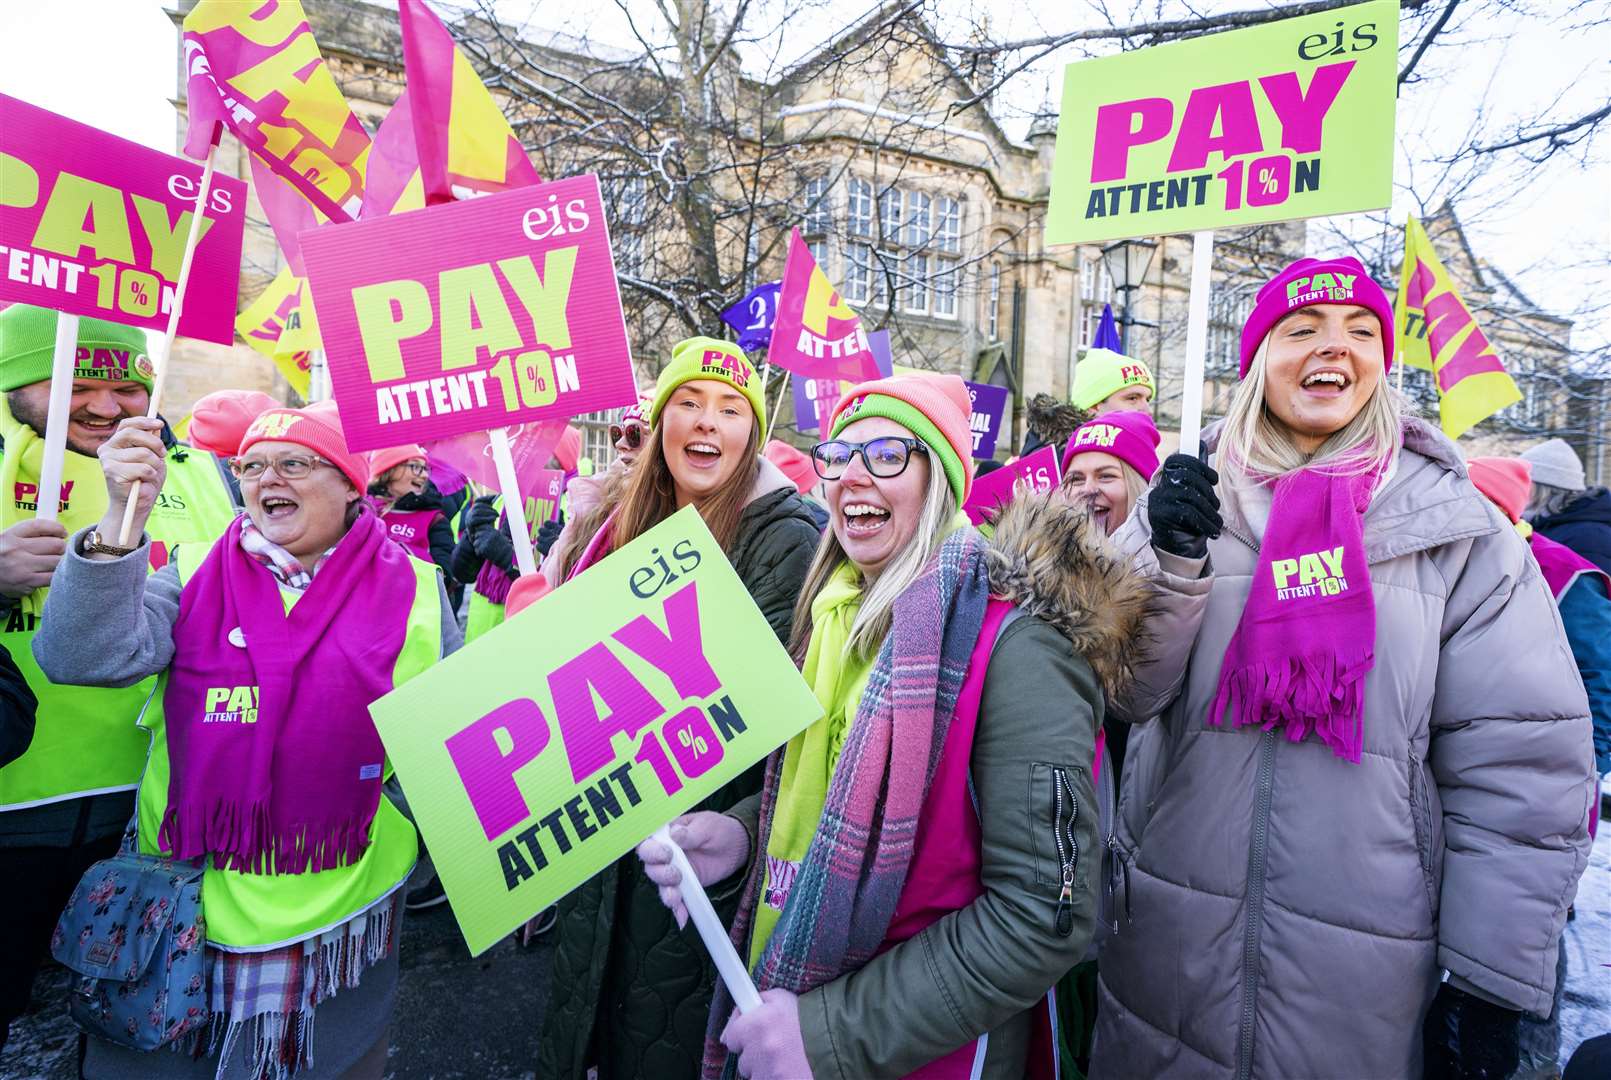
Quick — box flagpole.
[488,426,537,577]
[766,370,788,438]
[119,144,218,545]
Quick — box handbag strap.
[119,813,206,869]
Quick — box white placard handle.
[488,426,537,577]
[34,312,80,525]
[653,824,763,1014]
[1177,230,1215,460]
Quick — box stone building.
[165,1,1591,476]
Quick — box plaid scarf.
[237,514,339,592]
[702,526,992,1078]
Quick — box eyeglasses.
[230,454,334,481]
[401,462,429,477]
[610,423,645,450]
[811,437,929,481]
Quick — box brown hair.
[556,420,761,580]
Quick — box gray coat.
[1092,418,1594,1080]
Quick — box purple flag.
[1093,303,1123,352]
[721,282,781,352]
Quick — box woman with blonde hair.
[1092,257,1594,1079]
[1058,410,1161,537]
[639,372,1149,1079]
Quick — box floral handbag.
[50,824,209,1051]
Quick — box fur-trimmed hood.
[982,494,1152,698]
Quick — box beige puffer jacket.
[1091,417,1594,1080]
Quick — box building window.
[905,253,929,315]
[577,409,617,466]
[613,176,647,276]
[905,191,931,247]
[845,243,872,304]
[808,239,830,277]
[803,175,831,234]
[847,178,873,237]
[878,187,903,243]
[1080,255,1112,304]
[935,197,961,253]
[988,261,1001,340]
[933,257,959,319]
[1207,283,1256,376]
[872,249,897,308]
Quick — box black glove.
[1147,453,1223,559]
[535,517,565,557]
[467,495,515,570]
[1422,984,1521,1080]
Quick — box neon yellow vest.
[0,440,238,811]
[136,543,442,949]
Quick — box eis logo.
[699,348,751,388]
[13,480,72,513]
[1285,271,1357,308]
[1272,546,1348,601]
[202,685,260,724]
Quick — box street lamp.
[1101,237,1159,355]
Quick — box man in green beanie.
[1070,346,1154,416]
[0,304,237,1051]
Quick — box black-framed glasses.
[401,461,429,477]
[230,454,334,481]
[610,423,645,450]
[811,437,929,481]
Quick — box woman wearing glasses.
[538,337,821,1080]
[639,372,1147,1079]
[366,443,457,594]
[35,401,461,1080]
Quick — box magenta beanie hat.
[1062,410,1161,482]
[1239,256,1395,378]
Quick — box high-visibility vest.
[134,541,443,949]
[0,444,238,811]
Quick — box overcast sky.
[2,0,1606,349]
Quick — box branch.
[1397,0,1459,85]
[1467,102,1611,158]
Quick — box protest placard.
[370,505,823,955]
[299,173,637,453]
[1044,0,1398,246]
[965,381,1009,459]
[769,229,884,383]
[0,94,246,344]
[962,445,1061,526]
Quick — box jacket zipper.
[1051,766,1079,937]
[1235,730,1278,1080]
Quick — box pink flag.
[425,420,569,495]
[181,0,372,221]
[248,156,321,275]
[769,229,884,382]
[398,0,541,206]
[361,91,426,220]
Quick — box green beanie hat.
[1070,347,1153,411]
[649,336,767,430]
[0,304,154,393]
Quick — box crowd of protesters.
[0,251,1606,1080]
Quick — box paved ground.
[1,860,554,1080]
[4,836,1608,1079]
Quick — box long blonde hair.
[1216,336,1401,482]
[787,454,955,664]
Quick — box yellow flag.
[235,268,314,398]
[1395,216,1521,439]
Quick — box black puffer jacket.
[1534,487,1611,575]
[537,459,821,1080]
[0,642,36,769]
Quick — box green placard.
[371,505,823,955]
[1045,0,1398,246]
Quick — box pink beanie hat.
[1240,256,1395,378]
[238,400,370,492]
[188,389,277,457]
[554,424,583,473]
[764,440,816,494]
[367,443,427,483]
[1062,410,1162,481]
[1467,456,1533,523]
[829,372,975,503]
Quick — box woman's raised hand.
[97,417,166,540]
[636,811,750,929]
[1148,453,1222,559]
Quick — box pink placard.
[299,174,636,453]
[962,445,1062,526]
[0,94,246,343]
